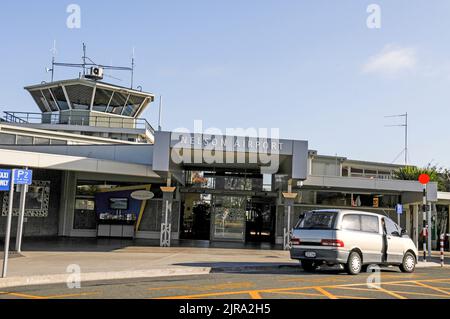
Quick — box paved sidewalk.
[1,240,448,289]
[0,246,295,288]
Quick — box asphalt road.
[1,266,450,299]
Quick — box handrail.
[2,111,155,134]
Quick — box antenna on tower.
[46,40,58,82]
[131,47,135,89]
[384,113,409,165]
[48,43,135,86]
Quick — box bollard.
[441,234,445,267]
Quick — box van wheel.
[345,251,362,275]
[301,260,317,272]
[399,252,416,273]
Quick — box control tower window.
[30,91,51,112]
[41,89,60,112]
[50,87,70,111]
[65,85,94,110]
[108,92,128,115]
[93,88,113,112]
[122,95,145,117]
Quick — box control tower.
[2,45,156,144]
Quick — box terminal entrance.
[180,193,276,244]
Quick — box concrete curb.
[0,267,211,289]
[212,263,298,273]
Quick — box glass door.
[212,195,247,242]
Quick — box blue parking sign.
[14,169,33,185]
[0,169,12,191]
[396,204,403,215]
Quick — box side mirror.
[401,229,408,237]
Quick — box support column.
[448,205,450,252]
[160,186,176,247]
[405,204,411,234]
[282,191,298,251]
[413,204,419,249]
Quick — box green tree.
[393,164,448,192]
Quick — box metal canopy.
[24,78,155,118]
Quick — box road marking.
[148,282,254,292]
[0,292,45,299]
[148,285,190,291]
[384,290,450,298]
[269,291,324,297]
[44,292,100,299]
[0,291,100,300]
[382,282,421,288]
[156,290,252,299]
[314,287,338,299]
[413,281,450,296]
[154,276,450,299]
[248,291,262,299]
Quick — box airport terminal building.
[1,75,449,250]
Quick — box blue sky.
[0,1,449,167]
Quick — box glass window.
[122,95,145,117]
[296,211,338,230]
[16,135,33,145]
[65,85,94,110]
[213,196,246,241]
[50,139,67,145]
[93,88,113,112]
[34,137,50,145]
[384,218,401,237]
[50,87,70,110]
[341,214,361,231]
[108,92,127,115]
[361,215,379,233]
[41,89,60,112]
[30,90,51,112]
[0,133,15,144]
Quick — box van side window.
[385,218,401,237]
[341,214,361,231]
[361,215,379,233]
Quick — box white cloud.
[363,45,417,76]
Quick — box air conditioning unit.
[86,66,104,80]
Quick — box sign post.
[2,169,15,278]
[396,204,403,228]
[14,169,33,254]
[418,174,430,262]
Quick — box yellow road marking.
[148,286,191,291]
[382,283,422,288]
[334,295,372,299]
[385,290,450,298]
[269,291,324,297]
[148,282,254,292]
[314,287,338,299]
[248,291,262,299]
[0,291,100,300]
[155,277,450,299]
[413,281,450,296]
[0,292,46,299]
[374,287,406,299]
[156,290,253,299]
[330,286,381,293]
[45,292,100,299]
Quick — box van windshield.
[296,211,338,230]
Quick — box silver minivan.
[290,209,418,275]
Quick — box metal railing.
[3,111,155,134]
